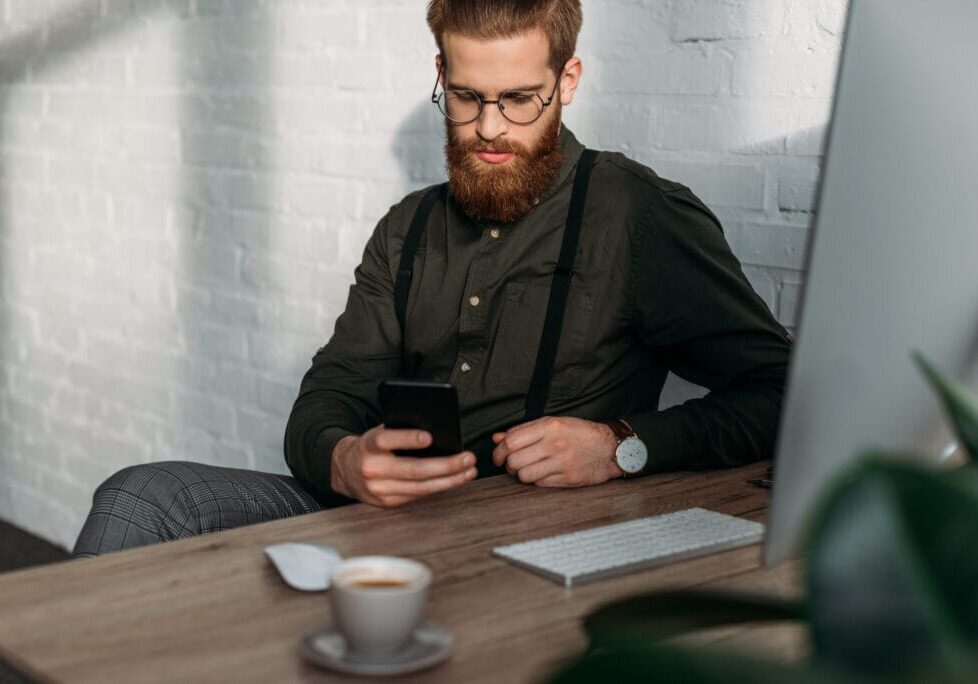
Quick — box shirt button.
[460,362,472,373]
[469,295,481,307]
[489,228,501,239]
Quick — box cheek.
[508,131,535,151]
[450,123,479,145]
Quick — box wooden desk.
[0,463,802,683]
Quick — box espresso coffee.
[349,578,411,589]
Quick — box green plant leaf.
[805,456,978,675]
[914,351,978,462]
[584,590,803,650]
[549,643,852,684]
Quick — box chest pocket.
[486,279,594,400]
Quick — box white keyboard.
[492,508,764,588]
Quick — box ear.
[435,54,445,88]
[558,57,583,106]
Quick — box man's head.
[426,1,584,224]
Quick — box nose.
[475,101,509,143]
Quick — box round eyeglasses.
[430,66,562,125]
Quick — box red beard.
[444,114,564,224]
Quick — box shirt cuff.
[307,427,358,506]
[623,408,699,474]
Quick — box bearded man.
[73,0,791,555]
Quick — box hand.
[491,416,623,488]
[331,426,478,507]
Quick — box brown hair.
[426,0,583,75]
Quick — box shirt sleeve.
[624,187,793,472]
[284,209,404,504]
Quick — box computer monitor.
[764,0,978,564]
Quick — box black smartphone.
[378,380,464,457]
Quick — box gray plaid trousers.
[73,461,323,557]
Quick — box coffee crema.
[347,578,412,589]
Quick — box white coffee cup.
[329,556,432,654]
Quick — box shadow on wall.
[0,0,178,537]
[392,101,446,188]
[176,8,271,471]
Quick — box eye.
[505,93,535,104]
[451,90,479,102]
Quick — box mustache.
[453,137,528,156]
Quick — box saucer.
[299,621,453,676]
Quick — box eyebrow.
[446,81,545,94]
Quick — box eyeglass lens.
[439,91,544,125]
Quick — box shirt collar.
[542,124,585,204]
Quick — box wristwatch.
[604,419,648,478]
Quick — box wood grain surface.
[0,462,804,683]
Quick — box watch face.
[616,437,648,474]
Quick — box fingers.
[363,451,476,481]
[364,427,432,453]
[365,466,478,499]
[512,456,565,484]
[534,473,575,488]
[492,420,549,466]
[503,443,552,475]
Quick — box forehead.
[441,29,551,89]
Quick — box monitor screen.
[764,0,978,564]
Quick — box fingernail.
[418,432,431,445]
[464,453,476,467]
[467,468,477,479]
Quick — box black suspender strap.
[395,184,446,331]
[523,148,598,420]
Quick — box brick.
[726,222,810,270]
[817,1,848,36]
[651,103,790,155]
[210,361,260,405]
[253,448,290,475]
[282,10,360,50]
[258,376,297,415]
[563,101,656,153]
[778,176,819,214]
[779,278,804,327]
[732,50,838,98]
[0,85,44,118]
[172,387,236,436]
[741,265,778,312]
[648,159,766,210]
[235,407,286,453]
[582,0,672,49]
[670,0,788,43]
[182,322,248,362]
[596,49,729,96]
[248,329,322,373]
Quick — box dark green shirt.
[285,126,791,504]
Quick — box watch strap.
[604,418,637,443]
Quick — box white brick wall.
[0,0,845,549]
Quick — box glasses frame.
[430,65,562,125]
